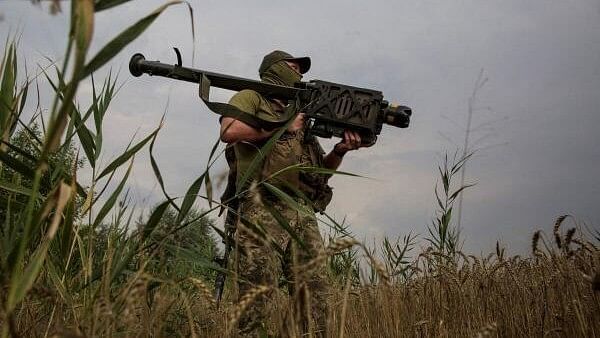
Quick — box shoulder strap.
[201,98,294,131]
[219,145,238,217]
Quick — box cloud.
[2,0,599,254]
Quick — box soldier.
[220,50,369,336]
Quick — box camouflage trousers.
[234,194,329,337]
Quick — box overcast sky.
[2,0,599,254]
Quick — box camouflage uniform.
[235,189,329,336]
[224,52,332,336]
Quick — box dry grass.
[7,224,597,338]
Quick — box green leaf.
[82,1,184,78]
[203,137,222,209]
[440,168,449,194]
[207,136,222,164]
[70,103,96,167]
[320,212,352,238]
[262,182,313,217]
[209,223,226,241]
[109,238,138,284]
[1,139,38,162]
[434,184,445,210]
[164,243,225,272]
[59,188,76,264]
[93,159,133,228]
[177,139,221,223]
[142,199,171,242]
[94,0,135,12]
[449,183,475,202]
[177,173,205,224]
[16,121,43,148]
[262,202,306,250]
[451,152,473,175]
[96,124,160,180]
[0,180,32,196]
[97,72,117,131]
[7,241,50,312]
[148,119,179,211]
[265,164,364,182]
[204,170,213,208]
[7,181,73,312]
[46,259,73,304]
[93,73,117,161]
[0,150,35,178]
[236,120,293,193]
[43,0,94,154]
[0,41,16,137]
[17,79,28,117]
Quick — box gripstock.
[129,50,412,144]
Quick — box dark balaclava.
[260,60,302,87]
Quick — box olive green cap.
[259,50,311,76]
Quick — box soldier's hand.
[287,113,305,133]
[334,130,372,155]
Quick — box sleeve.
[221,90,286,130]
[228,90,261,115]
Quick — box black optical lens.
[382,105,411,128]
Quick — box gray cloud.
[2,0,599,254]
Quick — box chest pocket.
[261,132,304,190]
[298,134,333,212]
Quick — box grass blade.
[0,181,32,196]
[177,173,205,224]
[69,104,96,167]
[0,41,17,148]
[93,159,133,228]
[94,0,135,12]
[236,121,292,193]
[96,123,160,180]
[0,149,35,179]
[142,200,171,242]
[147,113,180,212]
[262,202,306,250]
[7,181,72,312]
[82,1,184,78]
[262,182,313,217]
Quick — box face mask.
[260,61,302,87]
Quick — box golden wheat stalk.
[364,250,391,286]
[592,272,600,292]
[475,322,497,337]
[299,254,328,274]
[564,227,576,255]
[297,237,359,275]
[327,237,359,254]
[188,277,217,308]
[553,215,568,249]
[532,230,541,255]
[227,285,271,333]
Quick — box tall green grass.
[0,2,211,336]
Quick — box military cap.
[259,50,311,76]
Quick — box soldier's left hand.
[334,130,373,154]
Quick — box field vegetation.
[1,1,598,337]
